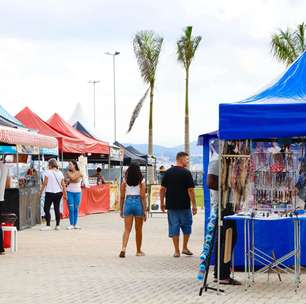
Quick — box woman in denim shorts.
[119,163,147,258]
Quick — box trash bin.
[0,213,17,249]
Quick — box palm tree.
[128,30,163,182]
[177,26,202,161]
[271,22,306,66]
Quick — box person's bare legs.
[183,234,190,251]
[172,235,180,257]
[121,216,133,252]
[135,217,144,255]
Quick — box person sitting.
[95,167,105,185]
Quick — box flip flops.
[182,249,194,256]
[119,251,126,258]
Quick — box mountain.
[125,141,203,170]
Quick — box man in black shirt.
[160,152,197,257]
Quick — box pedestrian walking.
[160,152,197,257]
[40,159,66,231]
[66,160,83,230]
[119,162,147,258]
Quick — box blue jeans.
[67,192,81,225]
[123,195,144,217]
[167,209,193,237]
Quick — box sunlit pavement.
[0,211,304,304]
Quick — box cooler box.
[2,222,13,248]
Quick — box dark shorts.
[167,209,193,237]
[123,195,144,217]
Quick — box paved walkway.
[0,211,305,304]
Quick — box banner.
[149,184,162,213]
[110,183,120,211]
[16,144,39,155]
[110,146,124,162]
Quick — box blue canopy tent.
[199,51,306,267]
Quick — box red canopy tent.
[48,113,109,155]
[16,107,109,155]
[16,107,110,217]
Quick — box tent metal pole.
[217,140,222,294]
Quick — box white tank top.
[67,181,82,193]
[125,180,143,196]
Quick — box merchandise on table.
[219,140,305,215]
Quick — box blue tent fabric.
[73,121,96,139]
[199,52,306,267]
[219,51,306,140]
[0,105,24,128]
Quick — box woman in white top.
[66,160,83,230]
[40,159,66,231]
[119,162,147,258]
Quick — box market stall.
[198,51,306,292]
[16,107,111,217]
[0,125,58,230]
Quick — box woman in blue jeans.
[119,163,147,258]
[66,160,83,230]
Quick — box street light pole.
[88,80,100,129]
[105,51,120,143]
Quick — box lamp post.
[105,51,120,143]
[88,80,100,129]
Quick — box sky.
[0,0,305,147]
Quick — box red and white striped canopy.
[0,126,58,148]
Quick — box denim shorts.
[123,195,144,217]
[167,209,193,237]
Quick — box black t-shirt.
[161,166,195,210]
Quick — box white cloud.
[0,0,305,147]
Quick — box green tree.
[177,26,202,162]
[271,22,306,66]
[128,30,163,182]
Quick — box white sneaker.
[74,225,81,230]
[66,225,74,230]
[40,226,51,231]
[54,226,60,231]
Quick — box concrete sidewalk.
[0,211,304,304]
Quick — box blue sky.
[0,0,305,146]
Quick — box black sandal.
[214,278,242,285]
[119,251,126,258]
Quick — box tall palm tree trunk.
[184,69,190,165]
[147,83,154,183]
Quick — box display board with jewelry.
[220,139,306,217]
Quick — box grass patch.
[195,187,204,209]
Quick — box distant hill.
[125,141,203,170]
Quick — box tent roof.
[69,102,90,126]
[219,51,306,140]
[48,113,109,155]
[125,145,147,158]
[69,102,110,142]
[114,141,146,165]
[0,105,24,128]
[16,107,90,154]
[73,121,95,139]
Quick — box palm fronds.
[177,26,202,71]
[127,88,150,133]
[127,31,163,133]
[271,23,306,66]
[133,31,164,85]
